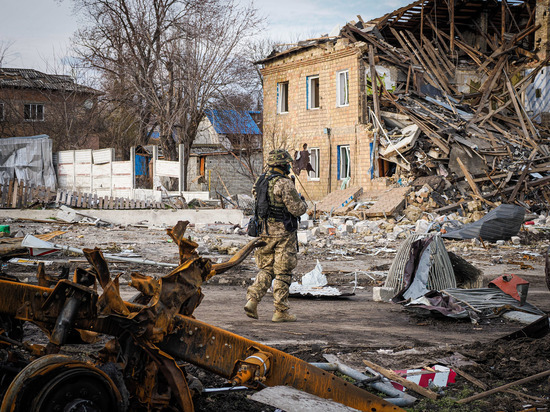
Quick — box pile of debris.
[340,0,550,214]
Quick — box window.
[277,82,289,113]
[24,104,44,121]
[337,145,350,180]
[308,147,320,180]
[336,70,349,107]
[0,103,4,121]
[307,75,320,109]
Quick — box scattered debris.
[290,260,356,297]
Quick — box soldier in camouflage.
[244,149,308,322]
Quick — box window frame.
[24,103,45,122]
[308,147,320,181]
[307,75,320,110]
[277,81,289,114]
[337,144,350,180]
[336,70,349,107]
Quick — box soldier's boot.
[272,310,297,322]
[244,299,258,319]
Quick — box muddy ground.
[1,216,550,411]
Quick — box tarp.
[442,204,525,242]
[0,135,56,189]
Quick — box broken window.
[307,75,320,109]
[277,82,289,113]
[24,103,44,121]
[308,147,320,180]
[336,70,349,107]
[0,103,4,121]
[337,145,350,180]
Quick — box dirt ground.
[1,216,550,411]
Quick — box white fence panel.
[156,160,180,178]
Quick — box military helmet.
[267,149,293,166]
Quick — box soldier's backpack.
[247,172,282,237]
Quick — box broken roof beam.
[371,0,426,29]
[456,157,497,208]
[391,30,440,89]
[504,75,538,149]
[469,55,507,124]
[425,16,486,68]
[403,30,456,95]
[384,90,450,155]
[420,33,455,77]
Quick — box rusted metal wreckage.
[0,221,401,412]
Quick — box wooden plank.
[457,369,550,404]
[363,359,438,400]
[21,182,28,208]
[421,34,454,77]
[505,77,536,148]
[470,56,507,122]
[7,180,14,208]
[11,180,19,208]
[508,149,537,202]
[383,90,450,154]
[16,181,23,208]
[93,194,98,209]
[0,182,7,208]
[405,30,455,94]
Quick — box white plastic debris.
[301,260,327,287]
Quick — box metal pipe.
[202,386,248,393]
[310,362,417,407]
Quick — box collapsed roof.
[260,0,550,213]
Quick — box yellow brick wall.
[261,40,381,201]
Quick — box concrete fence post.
[178,144,185,193]
[130,146,136,197]
[152,145,158,191]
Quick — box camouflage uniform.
[246,152,307,317]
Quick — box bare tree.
[0,40,15,67]
[72,0,263,189]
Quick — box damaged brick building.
[258,0,550,210]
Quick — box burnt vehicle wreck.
[0,221,401,412]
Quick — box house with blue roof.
[187,109,263,198]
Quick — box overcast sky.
[1,0,411,72]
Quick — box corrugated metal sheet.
[204,110,261,135]
[525,67,550,123]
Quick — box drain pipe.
[310,362,417,407]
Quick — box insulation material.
[0,135,56,189]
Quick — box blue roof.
[204,110,261,135]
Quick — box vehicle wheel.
[0,354,123,412]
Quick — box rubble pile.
[339,0,550,214]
